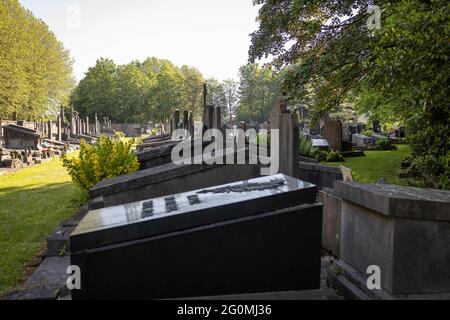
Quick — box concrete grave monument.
[71,174,322,300]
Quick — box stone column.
[174,109,180,130]
[203,105,214,133]
[189,112,194,137]
[213,106,222,130]
[269,97,299,178]
[48,120,53,140]
[94,114,98,134]
[86,116,89,134]
[57,116,62,141]
[71,108,76,136]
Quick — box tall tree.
[205,78,226,112]
[222,79,239,124]
[181,66,204,119]
[249,0,449,188]
[238,63,279,123]
[0,0,74,120]
[71,58,117,120]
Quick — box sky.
[19,0,261,83]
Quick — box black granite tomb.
[70,174,322,300]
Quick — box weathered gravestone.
[71,174,322,300]
[269,98,299,178]
[321,120,343,151]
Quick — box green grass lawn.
[325,145,411,185]
[0,156,80,296]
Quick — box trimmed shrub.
[62,136,140,196]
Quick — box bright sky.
[20,0,261,83]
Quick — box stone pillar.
[189,112,194,137]
[213,106,222,131]
[71,108,76,136]
[269,97,299,178]
[86,116,89,134]
[48,120,53,140]
[174,109,180,129]
[203,105,214,133]
[57,116,62,141]
[182,111,189,130]
[94,114,98,134]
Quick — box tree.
[249,0,449,188]
[115,64,154,123]
[222,79,239,124]
[238,63,280,123]
[71,58,118,120]
[181,66,204,118]
[0,0,74,120]
[151,60,185,121]
[206,78,227,111]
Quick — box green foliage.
[326,145,412,185]
[237,63,281,123]
[407,123,450,189]
[363,130,375,137]
[62,136,139,194]
[0,0,74,121]
[249,0,449,188]
[376,139,392,151]
[324,150,345,162]
[71,57,204,123]
[299,135,315,157]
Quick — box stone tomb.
[329,181,450,299]
[71,174,322,300]
[4,124,41,149]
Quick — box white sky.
[20,0,261,82]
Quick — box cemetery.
[1,90,449,301]
[0,0,449,304]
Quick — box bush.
[324,150,345,162]
[376,138,392,150]
[62,136,140,196]
[299,135,315,157]
[407,122,450,189]
[363,129,375,137]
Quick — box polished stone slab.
[71,174,316,251]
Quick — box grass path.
[325,145,411,185]
[0,156,79,295]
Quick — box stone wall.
[298,162,343,190]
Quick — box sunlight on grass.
[0,155,80,295]
[325,145,411,185]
